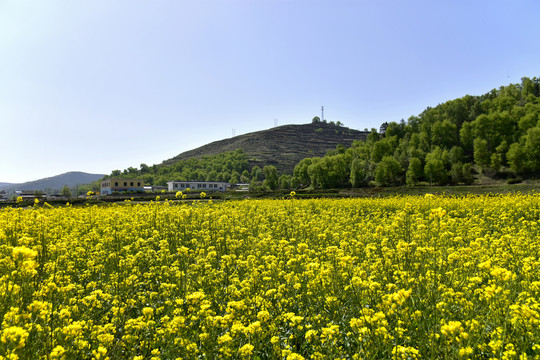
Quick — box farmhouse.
[101,179,144,195]
[167,181,230,192]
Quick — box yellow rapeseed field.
[1,194,539,359]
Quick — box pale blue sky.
[1,0,539,183]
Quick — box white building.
[167,181,231,192]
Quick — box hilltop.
[163,122,369,175]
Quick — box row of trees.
[106,149,252,186]
[292,77,540,188]
[105,149,288,191]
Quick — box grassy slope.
[162,122,369,174]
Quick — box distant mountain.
[0,182,16,190]
[1,172,105,193]
[163,122,369,174]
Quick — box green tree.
[517,109,540,135]
[524,127,540,171]
[472,112,513,151]
[221,171,231,183]
[279,174,292,189]
[206,170,218,182]
[293,158,313,186]
[424,149,449,185]
[371,136,398,163]
[385,121,406,139]
[251,166,263,182]
[263,165,278,190]
[307,158,324,188]
[240,170,250,183]
[495,141,509,167]
[406,158,423,186]
[448,146,464,165]
[350,158,369,187]
[307,155,349,189]
[320,154,349,188]
[462,163,475,185]
[375,156,402,186]
[290,177,301,188]
[507,142,526,174]
[450,162,463,184]
[424,158,447,185]
[61,185,72,198]
[431,120,457,149]
[473,138,490,169]
[140,163,150,174]
[490,153,501,172]
[230,171,240,185]
[459,122,474,155]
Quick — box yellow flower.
[50,345,66,359]
[392,345,420,360]
[142,307,154,319]
[286,353,305,360]
[1,326,29,349]
[238,343,254,357]
[458,347,473,358]
[92,346,107,359]
[12,246,38,261]
[305,329,317,342]
[218,333,232,345]
[257,310,270,322]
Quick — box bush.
[506,177,523,184]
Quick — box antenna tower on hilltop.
[321,106,325,122]
[274,118,278,127]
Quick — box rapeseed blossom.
[0,194,539,358]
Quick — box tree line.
[292,77,540,188]
[104,149,287,190]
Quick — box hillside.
[1,171,105,193]
[163,122,369,174]
[0,182,15,190]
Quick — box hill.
[163,122,369,174]
[0,182,15,190]
[1,171,105,193]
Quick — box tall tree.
[473,138,490,169]
[375,156,402,186]
[263,166,278,190]
[406,158,423,186]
